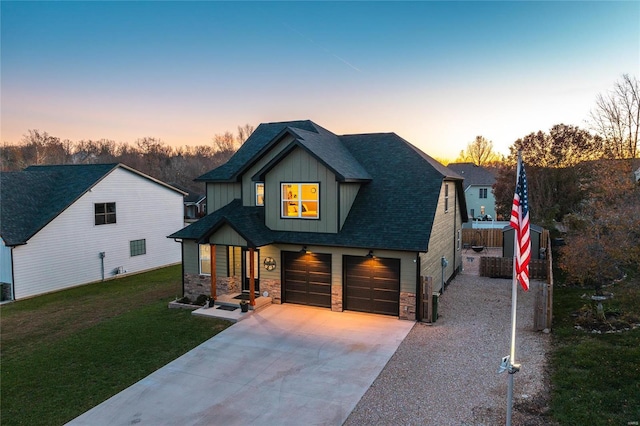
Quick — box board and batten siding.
[11,168,183,300]
[339,183,360,230]
[242,134,296,207]
[0,238,12,285]
[265,147,338,233]
[207,224,247,247]
[207,183,241,214]
[183,240,228,276]
[420,180,463,292]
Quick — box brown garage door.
[282,251,332,308]
[344,256,400,316]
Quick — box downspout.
[415,252,421,321]
[453,182,457,276]
[10,247,16,301]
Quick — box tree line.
[0,124,254,194]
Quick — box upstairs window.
[95,202,116,225]
[444,184,449,213]
[479,188,488,199]
[281,183,319,219]
[256,182,265,206]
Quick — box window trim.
[130,239,146,257]
[95,202,116,225]
[280,182,320,220]
[255,182,265,206]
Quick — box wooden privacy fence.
[479,257,547,279]
[478,233,554,331]
[462,228,550,250]
[462,228,503,248]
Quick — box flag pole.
[506,152,522,426]
[506,231,519,425]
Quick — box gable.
[1,164,185,247]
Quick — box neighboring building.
[169,120,468,320]
[184,192,206,219]
[0,164,186,301]
[447,163,496,224]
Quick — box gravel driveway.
[345,253,551,426]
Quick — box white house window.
[256,182,265,206]
[444,184,449,212]
[281,183,319,219]
[130,239,146,256]
[95,202,116,225]
[199,244,211,275]
[479,188,488,199]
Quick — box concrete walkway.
[68,304,414,426]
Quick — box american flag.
[510,155,531,291]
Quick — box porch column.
[210,244,217,301]
[249,247,256,306]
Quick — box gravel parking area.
[345,252,551,426]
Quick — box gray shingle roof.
[1,163,185,246]
[1,164,119,246]
[447,163,496,189]
[171,123,468,252]
[197,120,370,183]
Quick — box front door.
[242,249,260,293]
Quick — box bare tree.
[590,74,640,158]
[237,123,255,144]
[455,136,501,166]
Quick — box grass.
[0,266,231,426]
[550,271,640,425]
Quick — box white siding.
[12,167,183,299]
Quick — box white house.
[0,163,186,301]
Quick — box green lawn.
[0,266,231,426]
[550,273,640,425]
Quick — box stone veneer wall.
[331,284,343,312]
[183,273,240,300]
[399,291,416,321]
[260,279,281,304]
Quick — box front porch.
[192,292,273,322]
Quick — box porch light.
[366,250,375,259]
[300,246,309,254]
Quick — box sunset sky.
[1,1,638,160]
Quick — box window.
[199,244,211,275]
[95,202,116,225]
[479,188,488,199]
[130,239,146,256]
[457,229,461,251]
[444,184,449,212]
[255,182,265,206]
[281,183,319,219]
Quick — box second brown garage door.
[282,251,332,308]
[344,255,400,316]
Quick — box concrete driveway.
[68,304,414,426]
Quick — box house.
[0,163,186,301]
[169,120,467,320]
[184,192,206,219]
[447,163,496,224]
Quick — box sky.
[1,1,639,160]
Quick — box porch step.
[215,294,272,312]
